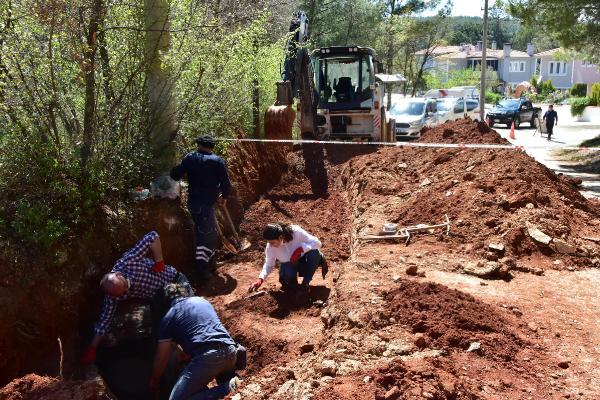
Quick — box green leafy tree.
[0,1,288,248]
[508,0,600,61]
[591,83,600,106]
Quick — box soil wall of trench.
[0,141,289,393]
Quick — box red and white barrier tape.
[220,137,600,151]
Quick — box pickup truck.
[486,98,541,129]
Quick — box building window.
[468,59,498,71]
[509,61,525,72]
[582,60,596,68]
[548,61,567,76]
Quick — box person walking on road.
[149,284,241,400]
[81,231,193,365]
[543,104,558,141]
[248,222,328,294]
[170,135,232,281]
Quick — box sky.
[421,0,486,18]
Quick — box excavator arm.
[265,11,317,140]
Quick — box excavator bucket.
[264,105,296,140]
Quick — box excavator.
[264,11,399,143]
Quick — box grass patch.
[556,135,600,163]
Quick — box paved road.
[491,105,600,199]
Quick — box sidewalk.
[492,105,600,199]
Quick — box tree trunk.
[252,78,260,138]
[98,30,115,105]
[82,0,104,166]
[386,30,393,111]
[144,0,177,174]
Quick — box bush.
[485,91,502,104]
[530,75,541,93]
[570,97,592,116]
[548,90,569,105]
[539,80,556,96]
[591,83,600,106]
[570,83,587,97]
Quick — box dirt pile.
[384,280,525,362]
[0,374,114,400]
[343,119,600,270]
[372,358,480,400]
[420,118,508,145]
[237,150,352,263]
[315,357,481,400]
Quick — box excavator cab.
[313,47,377,110]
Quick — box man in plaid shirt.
[81,230,191,365]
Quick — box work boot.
[196,269,214,282]
[298,283,310,294]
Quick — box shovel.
[220,203,252,253]
[216,222,239,255]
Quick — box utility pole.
[479,0,489,121]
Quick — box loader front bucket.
[264,105,296,140]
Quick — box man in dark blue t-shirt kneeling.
[149,284,240,399]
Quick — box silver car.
[390,98,438,139]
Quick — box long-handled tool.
[221,203,252,252]
[216,222,239,255]
[358,215,450,245]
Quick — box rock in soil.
[405,265,418,276]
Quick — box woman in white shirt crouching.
[248,222,327,294]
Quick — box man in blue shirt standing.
[149,284,240,399]
[543,104,558,141]
[170,135,232,281]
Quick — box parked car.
[389,98,438,139]
[436,97,480,122]
[486,98,541,129]
[423,86,480,100]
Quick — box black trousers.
[546,122,554,138]
[190,206,217,273]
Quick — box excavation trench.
[86,143,355,399]
[3,120,600,399]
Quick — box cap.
[195,135,216,148]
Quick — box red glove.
[249,278,263,292]
[290,247,303,263]
[152,260,165,273]
[80,346,96,365]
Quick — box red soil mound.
[420,117,508,144]
[373,358,480,400]
[343,119,600,269]
[384,280,526,362]
[0,374,113,400]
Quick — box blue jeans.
[191,206,217,273]
[170,343,237,400]
[279,249,322,287]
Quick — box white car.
[436,98,480,123]
[389,98,438,139]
